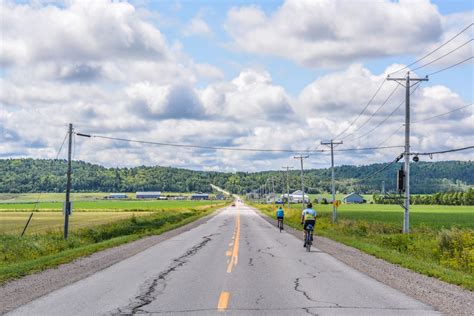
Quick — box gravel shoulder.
[256,208,474,316]
[0,208,223,314]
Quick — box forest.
[0,159,472,195]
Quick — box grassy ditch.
[253,203,474,291]
[0,204,226,284]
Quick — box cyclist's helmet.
[306,202,312,208]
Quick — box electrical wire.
[388,23,473,76]
[377,125,404,147]
[342,84,400,140]
[411,146,474,156]
[412,103,473,123]
[353,155,403,183]
[427,56,473,76]
[333,145,403,152]
[411,39,473,72]
[77,132,403,154]
[346,82,422,142]
[28,130,69,231]
[333,79,387,139]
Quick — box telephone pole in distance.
[321,140,343,223]
[282,166,293,209]
[293,155,309,210]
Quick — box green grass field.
[253,201,474,290]
[0,200,223,211]
[0,195,229,284]
[1,211,155,234]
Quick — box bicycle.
[304,224,314,252]
[277,218,283,232]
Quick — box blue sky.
[144,0,473,98]
[1,0,473,171]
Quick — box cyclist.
[301,202,317,247]
[276,206,284,229]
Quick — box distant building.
[281,190,309,203]
[136,192,161,199]
[343,193,365,204]
[216,194,225,200]
[191,193,209,200]
[175,196,187,200]
[107,193,128,199]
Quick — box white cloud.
[225,0,443,67]
[182,16,213,38]
[0,1,472,171]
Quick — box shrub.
[437,228,474,272]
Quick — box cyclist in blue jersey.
[276,206,284,230]
[301,202,317,247]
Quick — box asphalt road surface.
[9,202,440,315]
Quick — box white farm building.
[281,190,309,203]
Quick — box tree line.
[0,159,472,195]
[373,188,474,206]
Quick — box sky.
[0,0,473,172]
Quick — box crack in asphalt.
[257,246,275,258]
[255,294,264,305]
[302,307,319,315]
[248,258,254,267]
[293,274,341,310]
[112,234,216,315]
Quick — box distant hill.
[0,159,472,194]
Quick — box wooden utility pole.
[321,140,343,223]
[387,72,428,233]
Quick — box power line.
[388,23,473,75]
[412,103,473,123]
[411,39,473,72]
[377,125,404,147]
[346,82,422,142]
[76,132,403,154]
[342,84,400,140]
[333,145,403,152]
[427,56,473,76]
[333,79,387,139]
[411,146,474,156]
[354,154,403,183]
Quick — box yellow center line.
[226,250,232,256]
[227,211,240,273]
[217,291,230,311]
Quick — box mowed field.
[308,203,474,229]
[1,212,155,234]
[0,193,226,235]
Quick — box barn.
[342,193,365,204]
[107,193,128,199]
[191,193,209,200]
[136,192,161,199]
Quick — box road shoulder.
[0,207,225,314]
[254,206,474,316]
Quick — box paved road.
[9,202,440,315]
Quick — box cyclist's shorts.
[277,216,284,220]
[304,220,316,231]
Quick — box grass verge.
[0,203,227,284]
[251,202,474,291]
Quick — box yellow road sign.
[333,200,341,208]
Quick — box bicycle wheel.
[305,231,311,252]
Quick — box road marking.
[217,291,230,311]
[227,211,240,273]
[226,250,232,256]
